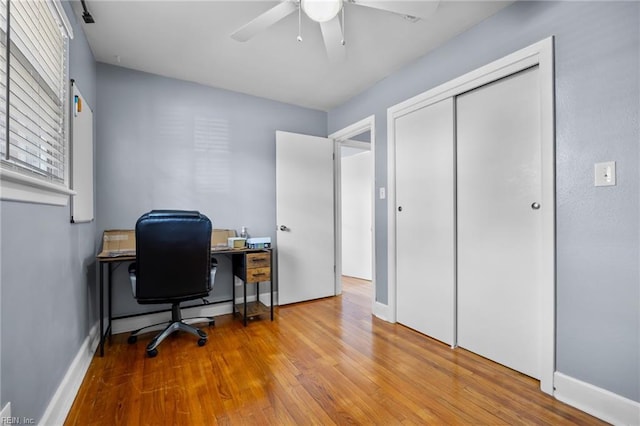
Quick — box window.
[0,0,74,205]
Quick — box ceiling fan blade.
[231,1,298,42]
[320,16,346,63]
[351,0,439,19]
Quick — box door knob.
[531,202,541,210]
[279,225,289,231]
[398,206,403,212]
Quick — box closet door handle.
[531,202,540,210]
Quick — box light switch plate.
[379,187,386,199]
[594,161,616,187]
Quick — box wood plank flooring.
[66,277,604,425]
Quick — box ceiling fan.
[230,0,440,62]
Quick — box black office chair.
[127,210,216,357]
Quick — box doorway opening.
[330,116,376,312]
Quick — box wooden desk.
[96,237,273,356]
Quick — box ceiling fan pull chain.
[341,7,345,45]
[297,1,303,42]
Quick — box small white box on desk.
[227,237,247,249]
[247,237,271,249]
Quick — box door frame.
[387,37,555,394]
[329,115,376,311]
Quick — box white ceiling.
[73,1,512,111]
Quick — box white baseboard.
[39,323,99,426]
[257,290,277,307]
[554,372,640,425]
[372,301,392,322]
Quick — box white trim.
[341,140,371,150]
[39,323,99,426]
[329,116,374,141]
[0,168,75,206]
[334,142,343,295]
[329,115,377,314]
[257,289,277,307]
[2,0,74,207]
[387,37,555,393]
[554,372,640,426]
[372,301,391,322]
[51,0,74,39]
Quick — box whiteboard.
[70,81,94,223]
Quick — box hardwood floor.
[66,277,604,425]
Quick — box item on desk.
[211,229,236,250]
[228,237,247,249]
[98,229,136,258]
[247,237,271,249]
[240,226,249,239]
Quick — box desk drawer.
[247,252,271,268]
[246,267,270,283]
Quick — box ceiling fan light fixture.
[301,0,343,23]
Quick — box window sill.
[0,168,76,206]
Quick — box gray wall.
[0,1,97,421]
[96,63,327,316]
[328,1,639,402]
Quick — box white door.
[395,98,455,346]
[276,131,335,305]
[457,66,542,379]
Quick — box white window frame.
[0,0,75,206]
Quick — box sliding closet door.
[457,66,542,378]
[395,98,455,345]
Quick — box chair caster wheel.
[127,335,137,344]
[197,338,207,347]
[147,348,158,358]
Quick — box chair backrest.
[135,210,212,304]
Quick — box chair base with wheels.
[127,303,215,357]
[128,259,217,357]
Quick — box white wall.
[341,150,372,280]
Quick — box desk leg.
[232,270,235,318]
[243,280,247,327]
[99,262,105,357]
[270,252,274,320]
[108,263,113,339]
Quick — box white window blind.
[0,0,69,185]
[0,0,7,159]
